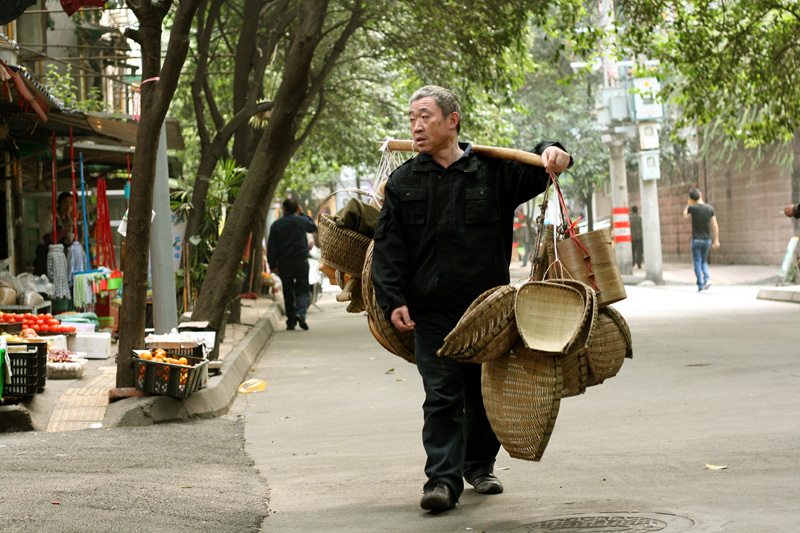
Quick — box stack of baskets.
[433,225,632,462]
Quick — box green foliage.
[170,158,247,293]
[41,65,106,113]
[616,0,800,147]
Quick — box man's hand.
[712,240,720,249]
[542,146,571,174]
[784,205,795,218]
[390,306,415,332]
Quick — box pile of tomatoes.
[1,313,77,334]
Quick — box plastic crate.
[4,345,41,396]
[7,341,47,393]
[145,341,204,359]
[133,353,209,399]
[0,322,22,335]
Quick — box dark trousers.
[281,267,310,326]
[632,239,643,268]
[413,308,501,499]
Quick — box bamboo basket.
[362,242,415,363]
[336,276,366,314]
[482,342,563,461]
[556,228,626,307]
[585,305,632,386]
[515,281,589,356]
[437,285,518,364]
[318,213,372,277]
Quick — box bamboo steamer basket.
[555,228,626,307]
[482,341,563,461]
[361,242,415,363]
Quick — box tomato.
[44,313,52,320]
[31,324,39,332]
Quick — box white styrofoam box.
[67,332,112,360]
[38,335,68,351]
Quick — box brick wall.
[629,141,797,265]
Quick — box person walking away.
[267,198,317,330]
[372,85,572,512]
[683,188,720,291]
[630,205,644,269]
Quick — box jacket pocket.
[400,187,427,226]
[464,186,499,224]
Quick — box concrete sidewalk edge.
[103,302,282,428]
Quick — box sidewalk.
[0,297,281,432]
[2,261,797,433]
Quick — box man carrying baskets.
[372,85,572,512]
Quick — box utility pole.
[151,121,178,333]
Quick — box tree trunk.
[117,0,201,388]
[192,0,329,331]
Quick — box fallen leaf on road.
[705,463,728,470]
[385,368,395,374]
[52,502,60,505]
[396,378,406,382]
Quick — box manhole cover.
[503,512,696,533]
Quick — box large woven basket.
[437,285,518,364]
[318,213,372,277]
[515,281,589,356]
[482,342,563,461]
[362,242,415,363]
[539,279,598,353]
[560,347,589,398]
[585,305,632,387]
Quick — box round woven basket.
[482,342,563,461]
[318,213,372,277]
[437,285,518,364]
[362,242,415,364]
[585,305,632,386]
[515,281,588,356]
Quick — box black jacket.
[372,141,570,318]
[267,213,317,276]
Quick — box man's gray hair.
[410,85,461,133]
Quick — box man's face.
[409,96,457,154]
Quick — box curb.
[103,302,282,427]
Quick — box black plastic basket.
[3,345,41,396]
[133,353,208,399]
[8,341,47,392]
[145,342,205,359]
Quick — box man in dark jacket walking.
[372,85,572,512]
[267,198,317,330]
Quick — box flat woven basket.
[318,213,372,277]
[437,285,518,364]
[482,341,563,461]
[361,242,415,364]
[515,281,589,356]
[585,305,632,387]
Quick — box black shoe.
[286,320,296,330]
[466,473,504,494]
[294,315,308,330]
[420,482,456,512]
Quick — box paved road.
[245,284,799,532]
[1,281,798,532]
